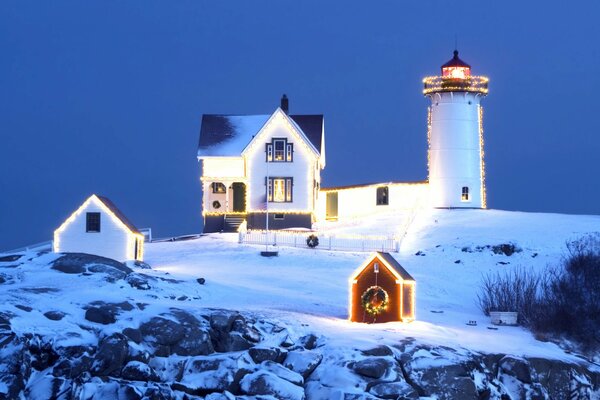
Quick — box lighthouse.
[423,50,489,208]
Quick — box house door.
[231,183,246,212]
[326,192,338,220]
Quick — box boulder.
[173,354,251,396]
[240,370,305,400]
[52,253,132,279]
[361,345,394,357]
[299,334,319,350]
[368,381,419,399]
[209,310,258,352]
[85,306,116,325]
[126,274,152,290]
[260,360,304,386]
[91,333,129,376]
[121,361,160,382]
[283,351,323,379]
[248,346,287,364]
[140,317,185,346]
[172,326,213,356]
[352,358,389,379]
[123,328,143,344]
[43,311,65,321]
[498,355,532,384]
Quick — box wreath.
[212,200,221,209]
[306,234,319,248]
[361,286,389,316]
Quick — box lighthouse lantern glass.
[443,66,471,79]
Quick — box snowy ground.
[3,208,599,365]
[143,209,600,361]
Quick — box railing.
[1,240,53,255]
[239,230,399,253]
[423,75,489,95]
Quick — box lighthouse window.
[461,187,470,201]
[376,186,389,206]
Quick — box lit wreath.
[212,200,221,209]
[361,286,389,316]
[306,234,319,248]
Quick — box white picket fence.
[1,240,53,254]
[239,230,399,252]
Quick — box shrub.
[477,268,540,325]
[530,234,600,350]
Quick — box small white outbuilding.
[53,194,144,262]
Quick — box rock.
[260,360,304,386]
[411,363,477,400]
[280,334,295,348]
[240,370,305,400]
[52,253,132,279]
[121,361,160,382]
[91,333,129,376]
[174,354,252,396]
[123,328,143,344]
[361,345,393,357]
[528,357,580,400]
[24,375,72,400]
[205,392,236,400]
[126,274,151,290]
[283,350,323,379]
[197,278,206,285]
[209,310,258,352]
[140,317,185,346]
[248,347,287,364]
[15,305,33,312]
[368,381,419,399]
[43,311,65,321]
[352,358,389,379]
[28,337,60,371]
[85,306,116,325]
[172,326,213,356]
[499,355,532,384]
[52,356,93,379]
[0,254,21,262]
[299,334,319,350]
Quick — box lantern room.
[349,252,416,323]
[441,50,471,79]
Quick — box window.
[376,186,389,205]
[267,177,293,202]
[86,212,101,232]
[274,213,285,220]
[266,138,293,162]
[461,186,470,201]
[212,182,226,193]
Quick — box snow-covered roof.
[95,196,142,235]
[197,113,324,157]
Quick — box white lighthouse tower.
[423,50,489,208]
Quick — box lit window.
[267,177,293,203]
[461,186,470,201]
[274,140,285,161]
[376,186,389,205]
[266,139,293,162]
[86,212,101,232]
[212,182,226,193]
[273,178,285,202]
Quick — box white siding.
[53,197,139,262]
[202,157,245,178]
[244,113,318,213]
[316,183,430,221]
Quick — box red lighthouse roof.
[441,50,471,79]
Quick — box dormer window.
[266,138,293,162]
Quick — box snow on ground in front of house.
[142,208,600,361]
[2,208,599,364]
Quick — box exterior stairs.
[223,214,246,232]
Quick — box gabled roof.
[95,196,141,235]
[55,194,142,237]
[350,252,415,282]
[197,112,324,157]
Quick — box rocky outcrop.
[0,307,599,399]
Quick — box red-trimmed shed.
[349,252,416,323]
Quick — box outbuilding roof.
[375,252,415,281]
[95,195,141,235]
[197,113,324,157]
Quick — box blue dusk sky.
[1,1,599,249]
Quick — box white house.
[53,194,145,262]
[197,95,325,232]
